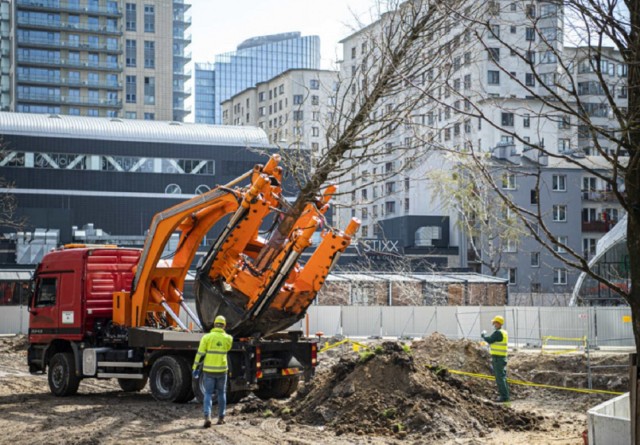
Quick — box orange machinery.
[113,154,360,337]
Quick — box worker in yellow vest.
[193,315,233,428]
[481,315,510,403]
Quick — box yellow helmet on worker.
[492,315,504,325]
[214,315,226,326]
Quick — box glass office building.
[195,32,320,124]
[194,62,214,123]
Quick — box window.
[293,110,303,121]
[501,172,516,189]
[310,79,319,90]
[526,4,536,18]
[385,182,395,195]
[554,235,568,253]
[501,112,514,126]
[503,239,517,253]
[525,50,535,63]
[530,189,538,204]
[35,277,56,307]
[558,115,571,129]
[490,25,500,38]
[125,3,136,31]
[144,112,155,120]
[312,127,319,137]
[144,76,155,105]
[552,174,566,191]
[385,201,396,214]
[125,111,136,119]
[293,94,303,105]
[126,75,136,103]
[144,4,155,32]
[488,48,500,62]
[553,205,567,222]
[554,268,567,285]
[488,70,500,85]
[144,41,155,69]
[525,27,535,41]
[311,95,319,105]
[126,39,136,67]
[523,114,530,128]
[510,25,516,34]
[558,139,571,152]
[525,73,535,86]
[531,252,540,267]
[583,238,597,257]
[508,268,517,285]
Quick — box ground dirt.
[0,333,630,444]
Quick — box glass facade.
[194,62,214,123]
[196,32,320,124]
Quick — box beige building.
[221,68,338,157]
[0,0,191,121]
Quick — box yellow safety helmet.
[491,315,504,325]
[214,315,226,326]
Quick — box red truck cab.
[28,247,140,375]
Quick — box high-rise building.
[194,62,214,124]
[194,32,320,124]
[0,0,191,121]
[334,2,627,294]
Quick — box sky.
[188,0,376,70]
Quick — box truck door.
[29,275,60,344]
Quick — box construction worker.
[193,315,233,428]
[481,315,510,403]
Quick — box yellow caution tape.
[446,368,624,396]
[319,338,371,353]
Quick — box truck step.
[97,372,145,379]
[97,361,144,368]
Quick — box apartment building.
[0,0,191,121]
[333,1,627,290]
[221,69,338,153]
[194,32,320,124]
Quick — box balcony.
[172,32,192,43]
[18,92,121,107]
[173,50,192,61]
[172,0,192,10]
[17,74,122,89]
[17,17,123,35]
[17,36,122,53]
[173,14,192,25]
[16,0,122,17]
[173,86,192,97]
[173,68,192,79]
[582,220,617,232]
[581,190,618,202]
[17,55,122,71]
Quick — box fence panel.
[538,307,591,347]
[433,306,458,339]
[381,307,417,338]
[342,306,383,337]
[0,306,28,334]
[595,307,634,348]
[306,306,342,337]
[411,307,438,338]
[456,306,482,339]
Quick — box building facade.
[194,32,320,124]
[194,61,213,123]
[0,0,191,121]
[332,2,627,291]
[221,68,338,152]
[0,111,272,257]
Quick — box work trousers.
[491,355,510,401]
[202,372,227,419]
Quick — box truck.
[27,154,359,403]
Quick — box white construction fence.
[1,305,634,349]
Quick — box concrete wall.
[587,393,630,445]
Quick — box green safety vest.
[193,327,233,374]
[490,328,508,357]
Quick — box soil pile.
[288,338,539,441]
[0,335,28,354]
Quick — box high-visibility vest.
[193,327,233,374]
[490,328,508,357]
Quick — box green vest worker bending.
[481,315,510,403]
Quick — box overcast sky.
[188,0,376,69]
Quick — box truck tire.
[48,352,80,397]
[192,373,250,404]
[254,376,299,400]
[149,355,193,403]
[118,376,148,392]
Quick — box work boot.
[217,417,225,425]
[203,416,212,428]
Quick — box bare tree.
[255,0,459,266]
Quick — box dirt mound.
[0,335,28,354]
[289,339,539,440]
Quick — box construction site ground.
[0,333,630,445]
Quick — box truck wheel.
[149,355,193,403]
[118,376,148,392]
[254,376,299,400]
[192,373,249,404]
[48,352,80,397]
